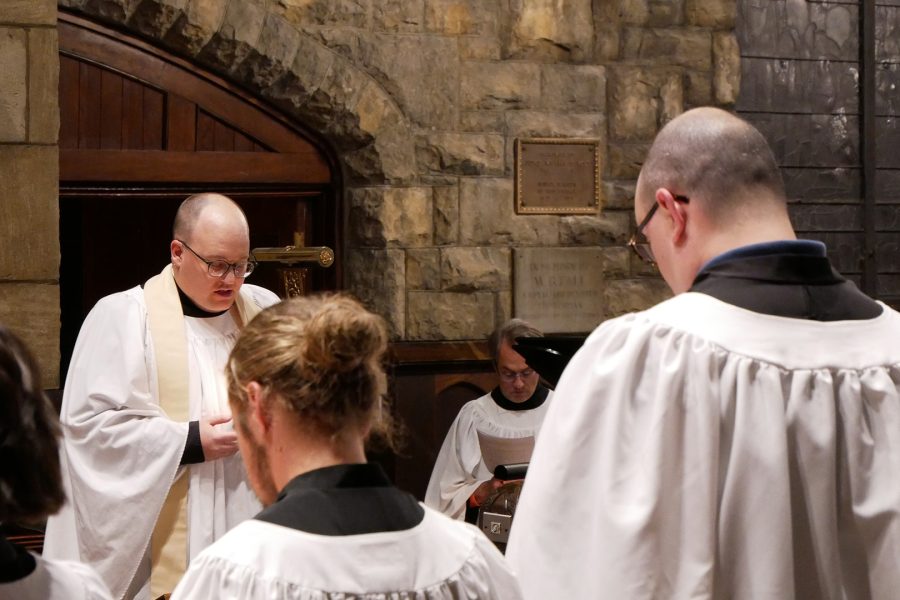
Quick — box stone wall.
[0,0,60,383]
[4,0,740,373]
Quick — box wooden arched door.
[58,12,340,380]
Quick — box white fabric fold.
[424,392,551,520]
[507,292,900,600]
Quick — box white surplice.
[0,554,113,600]
[506,292,900,600]
[424,392,552,520]
[170,506,522,600]
[43,284,279,600]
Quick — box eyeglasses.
[627,194,690,265]
[177,239,257,279]
[499,368,536,383]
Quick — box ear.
[246,381,273,437]
[170,239,184,268]
[655,188,688,246]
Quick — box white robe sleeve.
[424,400,491,520]
[44,290,187,600]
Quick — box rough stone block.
[128,0,187,40]
[373,0,423,32]
[621,28,712,71]
[594,23,620,62]
[406,248,440,290]
[608,142,651,179]
[294,61,371,151]
[686,0,735,29]
[495,290,512,327]
[603,180,637,210]
[461,62,541,111]
[441,247,511,291]
[81,0,142,22]
[342,103,417,184]
[458,178,559,246]
[459,111,505,132]
[505,111,605,139]
[267,35,336,114]
[713,32,740,106]
[459,36,501,60]
[648,0,685,26]
[164,0,228,56]
[0,28,27,142]
[416,133,505,176]
[559,212,631,246]
[434,185,459,245]
[620,0,650,25]
[197,0,266,73]
[28,28,59,144]
[684,68,713,107]
[425,0,496,35]
[359,33,458,129]
[234,12,301,88]
[275,0,368,28]
[407,291,495,340]
[0,283,60,386]
[348,187,433,247]
[603,278,672,318]
[507,0,593,61]
[2,0,56,25]
[345,248,406,338]
[609,67,683,142]
[540,64,606,112]
[0,146,58,279]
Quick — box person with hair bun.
[0,325,112,599]
[171,294,522,600]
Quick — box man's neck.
[269,420,368,493]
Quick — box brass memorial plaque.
[515,138,601,214]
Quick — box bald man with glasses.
[508,108,900,599]
[425,319,553,522]
[44,194,280,600]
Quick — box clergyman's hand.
[199,415,239,461]
[471,478,504,506]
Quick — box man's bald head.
[636,108,786,223]
[173,193,249,243]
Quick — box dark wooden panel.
[121,77,144,149]
[875,117,900,167]
[166,94,197,151]
[875,204,900,228]
[99,69,123,149]
[877,274,900,294]
[214,118,235,151]
[738,1,858,61]
[799,231,865,274]
[745,112,859,167]
[142,87,164,150]
[788,203,863,231]
[78,61,102,149]
[61,150,332,183]
[390,341,491,365]
[782,167,861,201]
[875,64,900,115]
[234,131,255,152]
[196,110,216,151]
[875,232,900,270]
[59,55,80,149]
[875,169,900,201]
[736,57,859,114]
[876,4,900,60]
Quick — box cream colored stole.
[144,263,262,597]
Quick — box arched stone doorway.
[57,11,345,377]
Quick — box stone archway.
[59,0,416,184]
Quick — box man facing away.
[44,194,280,599]
[507,107,900,599]
[425,319,553,521]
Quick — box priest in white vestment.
[171,295,521,599]
[425,319,553,521]
[507,107,900,599]
[44,194,279,600]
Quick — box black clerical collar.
[491,385,549,411]
[176,283,229,318]
[276,463,392,501]
[0,534,36,583]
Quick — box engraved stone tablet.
[514,247,606,333]
[515,138,601,214]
